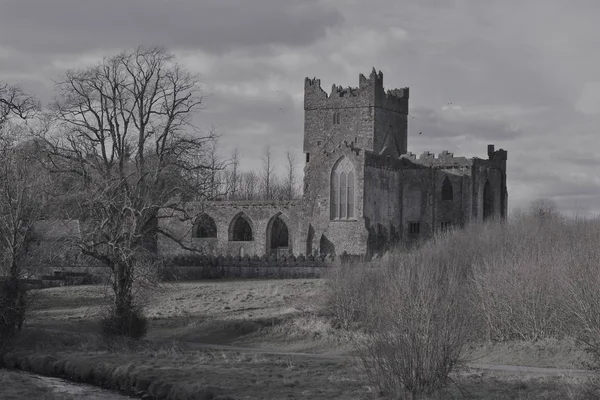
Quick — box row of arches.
[192,212,290,253]
[441,176,495,220]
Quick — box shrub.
[355,250,475,399]
[0,277,27,346]
[560,217,600,366]
[100,305,148,340]
[322,263,381,330]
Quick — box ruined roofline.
[192,200,300,208]
[394,145,507,168]
[365,149,474,170]
[304,67,409,103]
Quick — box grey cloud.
[201,88,303,155]
[0,0,343,55]
[409,106,522,141]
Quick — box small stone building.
[159,69,508,258]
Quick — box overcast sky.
[1,0,599,215]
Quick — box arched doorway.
[267,213,291,257]
[483,180,494,221]
[320,234,335,257]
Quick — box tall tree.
[261,146,274,200]
[227,148,240,200]
[0,84,41,343]
[284,149,297,200]
[239,171,259,200]
[40,47,217,338]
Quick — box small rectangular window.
[441,221,452,231]
[409,222,420,235]
[317,140,321,145]
[306,153,310,163]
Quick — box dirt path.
[32,326,600,378]
[179,341,597,377]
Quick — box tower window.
[306,153,310,163]
[333,112,341,125]
[409,222,420,235]
[330,156,355,220]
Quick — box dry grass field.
[0,370,66,400]
[10,278,596,399]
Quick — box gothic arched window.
[192,214,217,238]
[229,213,254,241]
[441,176,453,201]
[330,157,356,220]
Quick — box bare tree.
[0,123,47,343]
[205,138,223,200]
[529,198,559,220]
[0,84,39,128]
[181,128,224,202]
[226,148,240,200]
[39,47,216,338]
[261,146,274,200]
[284,149,297,200]
[239,171,259,200]
[0,84,40,344]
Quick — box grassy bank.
[0,369,72,400]
[12,213,600,398]
[3,327,597,400]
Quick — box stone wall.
[303,68,408,159]
[302,143,369,257]
[158,200,304,257]
[157,69,508,260]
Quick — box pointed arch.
[229,212,254,241]
[192,214,217,238]
[306,224,315,256]
[266,212,292,255]
[483,180,494,221]
[320,234,335,256]
[441,176,453,201]
[330,156,356,220]
[340,171,347,219]
[331,169,339,219]
[347,171,355,218]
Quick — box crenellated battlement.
[304,68,409,113]
[364,149,475,171]
[411,150,472,168]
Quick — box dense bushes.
[356,252,474,399]
[100,304,148,340]
[324,212,600,397]
[0,278,27,346]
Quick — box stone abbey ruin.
[160,68,508,259]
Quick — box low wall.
[157,253,366,281]
[160,265,325,280]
